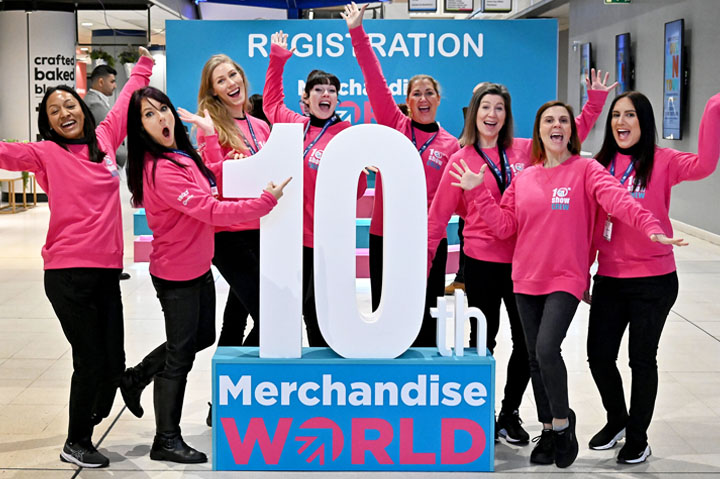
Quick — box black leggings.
[369,233,447,346]
[515,291,579,423]
[464,257,529,413]
[587,272,678,446]
[44,268,125,442]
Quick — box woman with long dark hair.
[0,49,153,468]
[262,30,366,347]
[426,75,613,447]
[124,87,289,463]
[451,100,685,468]
[586,90,720,464]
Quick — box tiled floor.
[1,187,720,478]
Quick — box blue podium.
[212,347,495,472]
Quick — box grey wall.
[567,0,720,234]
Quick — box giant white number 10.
[223,124,427,360]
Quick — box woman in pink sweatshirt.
[586,91,720,464]
[427,76,612,447]
[123,87,288,464]
[451,100,684,469]
[262,30,366,347]
[343,3,460,346]
[0,50,153,469]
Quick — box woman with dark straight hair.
[427,72,613,448]
[124,86,289,464]
[0,49,153,468]
[586,90,720,464]
[450,99,685,469]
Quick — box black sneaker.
[617,442,651,464]
[60,440,109,468]
[589,423,625,450]
[530,429,555,465]
[497,409,530,444]
[554,409,579,468]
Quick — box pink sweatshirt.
[263,43,366,248]
[473,155,664,300]
[592,92,720,278]
[0,57,153,270]
[350,25,460,236]
[141,147,277,281]
[196,114,271,232]
[427,90,609,264]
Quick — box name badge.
[603,215,613,242]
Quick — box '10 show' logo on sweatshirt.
[551,187,571,210]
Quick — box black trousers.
[453,217,466,284]
[44,268,125,442]
[587,272,678,446]
[515,291,579,423]
[303,246,327,347]
[212,230,259,347]
[464,257,530,413]
[143,271,217,381]
[369,233,447,347]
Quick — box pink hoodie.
[473,155,664,300]
[196,114,271,232]
[0,56,153,270]
[263,43,367,248]
[428,90,609,265]
[350,25,460,236]
[141,146,277,281]
[592,92,720,278]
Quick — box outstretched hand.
[271,31,295,54]
[586,68,618,93]
[138,46,154,63]
[341,2,368,30]
[448,160,487,191]
[650,233,689,247]
[265,177,293,200]
[177,108,214,137]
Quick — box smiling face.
[304,83,338,120]
[611,97,641,149]
[140,98,176,149]
[476,93,506,146]
[211,62,247,114]
[407,78,440,124]
[539,105,573,156]
[46,90,86,140]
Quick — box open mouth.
[616,129,630,140]
[60,120,77,130]
[228,88,241,99]
[484,120,498,128]
[162,127,170,139]
[418,106,431,113]
[550,133,564,143]
[318,101,331,111]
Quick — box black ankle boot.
[121,345,167,418]
[149,376,207,464]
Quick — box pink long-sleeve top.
[0,57,153,270]
[141,147,277,281]
[263,43,367,248]
[427,90,609,265]
[592,92,720,278]
[196,114,271,233]
[350,25,460,236]
[473,155,664,300]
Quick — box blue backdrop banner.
[166,19,558,139]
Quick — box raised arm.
[345,3,408,129]
[263,31,306,125]
[0,141,44,174]
[96,48,154,151]
[575,68,615,142]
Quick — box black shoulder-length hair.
[595,91,657,191]
[38,85,106,163]
[126,86,216,207]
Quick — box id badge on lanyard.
[604,158,635,242]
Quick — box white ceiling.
[76,5,182,45]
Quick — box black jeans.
[147,271,217,381]
[303,246,327,347]
[212,230,259,347]
[464,257,529,413]
[587,272,678,446]
[44,268,125,442]
[515,291,579,423]
[369,233,447,346]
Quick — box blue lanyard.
[609,157,634,185]
[474,144,512,193]
[240,117,260,155]
[411,126,438,156]
[303,116,339,159]
[169,148,216,189]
